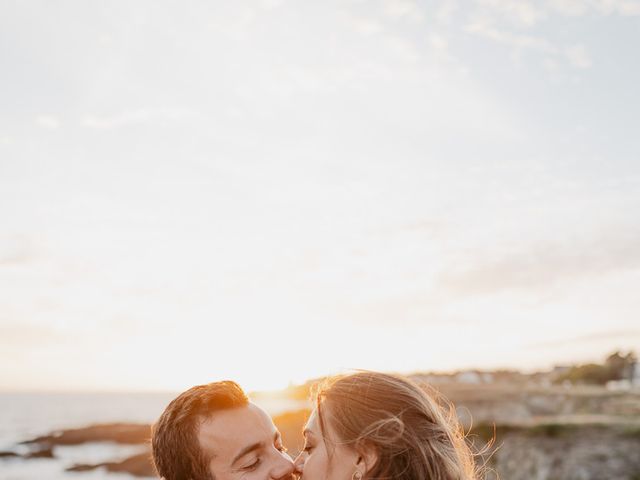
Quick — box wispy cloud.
[81,107,191,129]
[600,0,640,15]
[564,44,592,68]
[35,114,61,130]
[350,17,385,36]
[438,228,640,296]
[0,236,37,266]
[463,0,640,70]
[551,0,640,16]
[382,0,424,21]
[0,324,63,347]
[466,18,556,53]
[526,329,640,348]
[479,0,640,21]
[465,16,593,69]
[384,35,422,63]
[475,0,545,26]
[259,0,285,10]
[436,0,460,25]
[208,5,257,40]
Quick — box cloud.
[592,0,640,16]
[350,17,385,36]
[436,0,460,25]
[427,32,468,72]
[0,323,64,347]
[465,18,556,53]
[564,44,592,68]
[208,5,257,40]
[260,0,285,10]
[547,0,591,16]
[465,17,593,69]
[0,236,37,266]
[437,228,640,296]
[481,0,640,20]
[368,220,447,238]
[35,114,61,130]
[475,0,545,26]
[382,0,424,21]
[81,107,191,129]
[526,329,640,348]
[384,36,421,63]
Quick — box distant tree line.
[554,351,637,385]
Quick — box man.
[152,380,297,480]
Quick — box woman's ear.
[355,443,379,476]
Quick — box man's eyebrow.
[232,432,280,466]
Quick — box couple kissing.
[151,372,479,480]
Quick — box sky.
[1,0,639,393]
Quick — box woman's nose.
[293,453,305,474]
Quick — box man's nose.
[271,452,296,479]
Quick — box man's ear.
[355,442,379,476]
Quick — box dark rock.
[67,451,157,478]
[24,447,54,459]
[0,447,55,460]
[0,450,20,458]
[22,423,151,446]
[66,464,95,472]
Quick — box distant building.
[456,371,482,384]
[552,365,571,375]
[607,379,632,391]
[606,361,640,391]
[631,361,640,388]
[549,365,571,383]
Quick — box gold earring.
[352,471,362,480]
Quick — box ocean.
[0,392,304,480]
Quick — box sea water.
[0,392,304,480]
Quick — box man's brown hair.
[151,380,249,480]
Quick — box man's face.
[198,403,296,480]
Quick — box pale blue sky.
[1,0,639,392]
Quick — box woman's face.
[294,409,360,480]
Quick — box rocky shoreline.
[0,411,310,478]
[2,385,639,479]
[1,423,155,477]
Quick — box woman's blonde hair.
[315,371,480,480]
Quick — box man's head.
[152,381,295,480]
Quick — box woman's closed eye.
[303,443,314,453]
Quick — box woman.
[294,371,480,480]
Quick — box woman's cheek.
[303,457,316,479]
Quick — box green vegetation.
[555,351,637,386]
[621,426,640,440]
